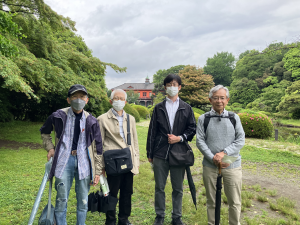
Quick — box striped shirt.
[55,108,90,180]
[111,108,125,141]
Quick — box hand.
[47,149,55,161]
[213,151,226,166]
[101,169,106,177]
[148,158,153,163]
[92,175,100,186]
[167,134,181,144]
[221,163,230,168]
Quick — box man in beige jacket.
[97,89,139,225]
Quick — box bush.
[238,112,273,138]
[291,109,300,119]
[124,103,140,122]
[132,105,150,119]
[149,106,155,117]
[194,112,200,122]
[192,107,205,115]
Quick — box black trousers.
[106,171,133,225]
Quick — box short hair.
[209,85,230,98]
[110,89,127,100]
[163,74,182,86]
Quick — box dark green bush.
[238,112,273,138]
[291,109,300,119]
[192,107,205,115]
[124,103,140,122]
[132,105,150,119]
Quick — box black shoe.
[153,216,164,225]
[117,220,132,225]
[171,217,185,225]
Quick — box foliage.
[229,78,260,107]
[192,107,204,115]
[124,103,140,122]
[194,112,200,122]
[149,106,155,116]
[283,48,300,80]
[152,65,185,94]
[179,65,214,107]
[0,1,126,121]
[238,112,273,138]
[126,90,140,104]
[153,92,165,105]
[246,80,291,113]
[132,105,150,119]
[203,51,235,86]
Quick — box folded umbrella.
[214,164,222,225]
[28,158,53,225]
[186,166,197,210]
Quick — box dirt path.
[0,139,42,150]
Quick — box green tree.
[179,65,214,107]
[126,90,140,104]
[203,51,235,86]
[283,48,300,80]
[153,92,165,105]
[152,65,185,94]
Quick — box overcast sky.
[45,0,300,89]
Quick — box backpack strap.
[228,111,236,129]
[203,112,211,134]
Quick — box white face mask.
[166,86,179,97]
[112,100,125,112]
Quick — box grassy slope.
[0,121,300,224]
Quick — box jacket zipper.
[162,107,185,160]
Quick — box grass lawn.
[0,121,300,224]
[275,119,300,127]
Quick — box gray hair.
[110,89,127,100]
[209,85,230,98]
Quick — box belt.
[71,150,77,156]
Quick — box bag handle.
[127,114,131,146]
[46,178,52,219]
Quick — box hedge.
[124,103,140,122]
[192,107,205,115]
[132,105,150,119]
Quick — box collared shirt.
[111,108,125,141]
[55,108,90,180]
[210,108,226,116]
[166,97,180,132]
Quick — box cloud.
[45,0,300,88]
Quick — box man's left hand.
[167,134,181,144]
[92,175,100,186]
[213,151,226,166]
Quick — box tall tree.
[126,90,140,104]
[152,65,185,94]
[203,51,235,86]
[179,65,214,107]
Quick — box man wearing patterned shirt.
[40,84,102,225]
[147,74,196,225]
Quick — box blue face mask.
[71,98,86,111]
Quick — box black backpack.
[203,111,236,133]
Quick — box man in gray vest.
[196,85,245,225]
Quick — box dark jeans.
[106,171,133,225]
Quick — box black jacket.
[146,99,196,160]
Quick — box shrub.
[192,107,205,115]
[124,103,140,122]
[194,112,200,122]
[132,105,150,119]
[149,106,155,117]
[238,112,273,138]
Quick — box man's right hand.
[47,149,55,161]
[148,158,153,163]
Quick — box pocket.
[104,159,118,175]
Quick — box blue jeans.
[54,155,90,225]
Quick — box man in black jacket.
[147,74,196,225]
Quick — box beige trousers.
[203,165,242,225]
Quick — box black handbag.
[103,114,133,176]
[168,142,194,166]
[88,191,118,214]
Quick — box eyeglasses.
[113,97,125,101]
[211,97,227,101]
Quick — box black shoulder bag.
[103,114,133,176]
